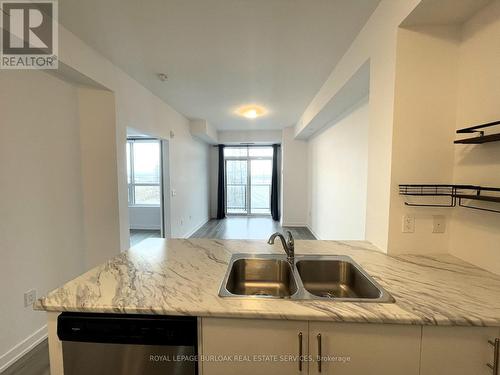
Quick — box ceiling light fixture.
[235,105,267,119]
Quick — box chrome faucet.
[268,231,295,265]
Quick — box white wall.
[78,88,121,268]
[58,25,211,242]
[281,127,308,226]
[385,1,500,275]
[0,71,85,371]
[387,26,460,255]
[383,0,500,275]
[190,119,218,144]
[129,206,161,230]
[450,1,500,275]
[307,98,369,240]
[0,20,212,371]
[218,130,282,144]
[296,0,421,251]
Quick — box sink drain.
[320,292,336,299]
[252,290,271,296]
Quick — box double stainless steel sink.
[219,254,395,303]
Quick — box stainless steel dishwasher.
[57,312,198,375]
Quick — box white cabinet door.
[309,322,421,375]
[420,326,500,375]
[201,317,308,375]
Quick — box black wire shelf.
[454,120,500,144]
[399,184,500,213]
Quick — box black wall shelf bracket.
[399,184,500,214]
[454,120,500,144]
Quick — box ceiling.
[401,0,492,26]
[59,0,380,130]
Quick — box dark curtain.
[270,144,280,221]
[216,145,226,219]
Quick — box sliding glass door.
[250,159,272,214]
[226,159,248,214]
[225,147,273,215]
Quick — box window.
[224,147,248,158]
[224,146,273,215]
[226,159,248,214]
[127,139,161,206]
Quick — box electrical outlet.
[433,215,446,233]
[24,289,36,307]
[402,215,415,233]
[171,189,177,197]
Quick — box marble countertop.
[35,239,500,326]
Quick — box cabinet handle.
[298,332,303,372]
[317,333,322,373]
[487,338,499,374]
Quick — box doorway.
[126,133,169,245]
[225,147,273,215]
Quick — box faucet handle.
[286,231,294,249]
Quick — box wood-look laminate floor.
[2,339,49,375]
[130,229,161,246]
[190,217,316,240]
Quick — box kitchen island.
[35,239,500,374]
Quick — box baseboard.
[183,218,209,238]
[0,325,47,373]
[130,225,161,230]
[306,224,321,240]
[281,222,307,227]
